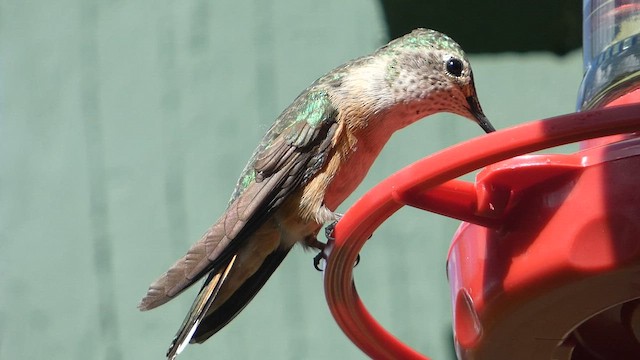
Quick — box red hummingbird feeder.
[322,1,640,359]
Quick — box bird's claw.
[313,251,327,271]
[312,217,361,271]
[311,235,331,271]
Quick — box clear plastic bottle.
[578,0,640,110]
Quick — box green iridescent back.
[228,86,336,204]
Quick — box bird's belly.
[323,147,380,210]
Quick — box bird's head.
[377,28,495,133]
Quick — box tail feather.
[192,246,292,343]
[166,255,237,360]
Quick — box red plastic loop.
[323,104,640,360]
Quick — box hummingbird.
[139,28,495,359]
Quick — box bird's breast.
[323,127,391,211]
[297,119,392,224]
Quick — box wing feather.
[139,90,339,311]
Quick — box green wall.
[0,1,582,359]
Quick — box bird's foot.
[312,215,360,271]
[312,242,328,271]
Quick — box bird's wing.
[138,89,338,310]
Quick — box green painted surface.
[0,1,582,359]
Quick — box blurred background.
[0,1,583,359]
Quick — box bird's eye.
[445,57,464,77]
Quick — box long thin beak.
[466,96,495,133]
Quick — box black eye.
[445,57,464,77]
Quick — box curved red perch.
[323,104,640,360]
